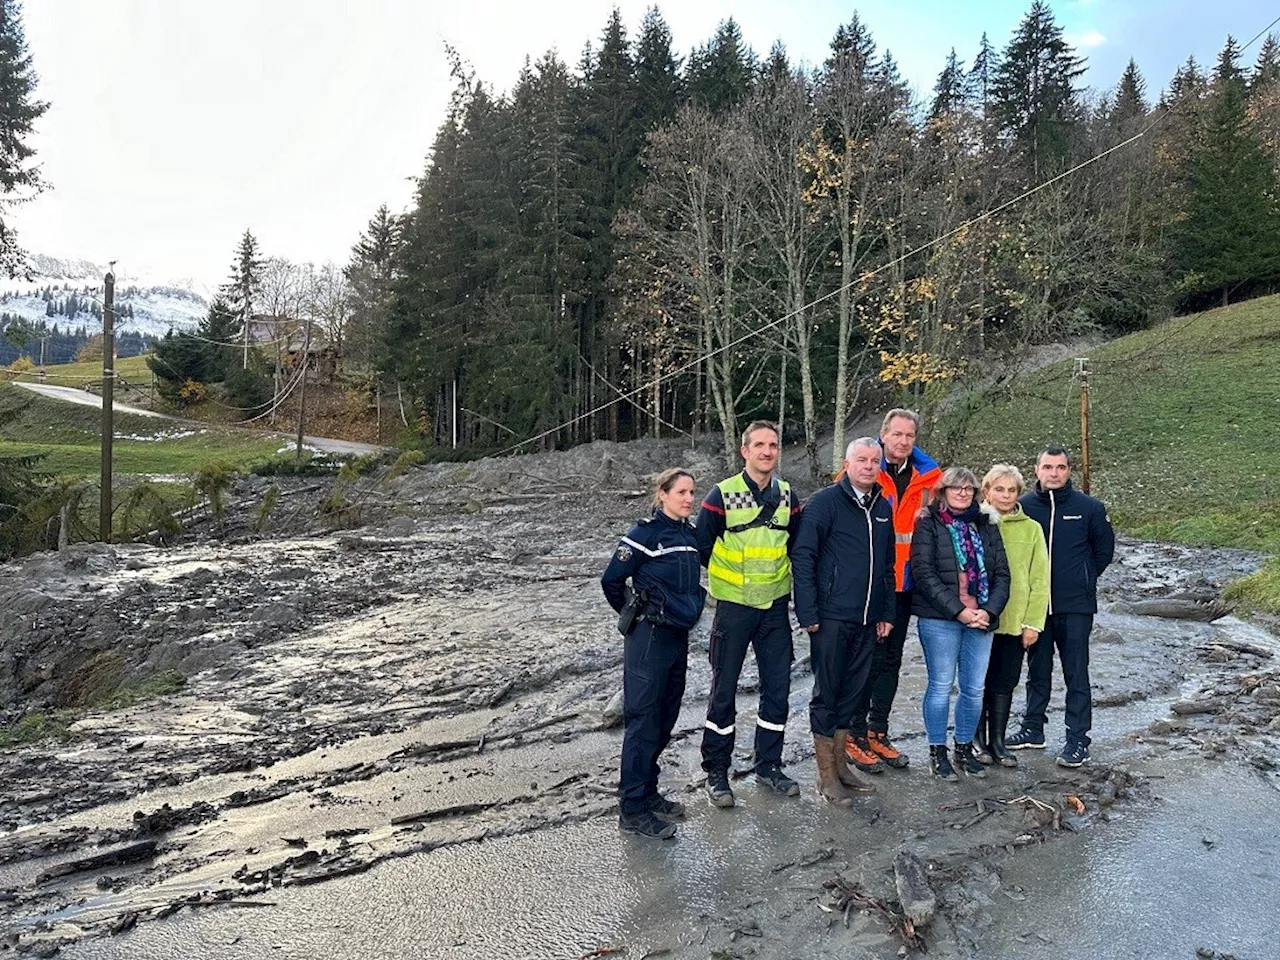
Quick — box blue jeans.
[916,618,994,745]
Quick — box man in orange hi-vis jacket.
[844,408,941,774]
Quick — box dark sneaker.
[706,769,735,808]
[756,763,800,797]
[930,745,959,782]
[619,809,677,839]
[648,793,686,822]
[953,742,987,778]
[1056,741,1090,768]
[1005,727,1046,750]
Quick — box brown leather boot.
[813,734,854,807]
[834,730,878,794]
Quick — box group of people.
[600,411,1115,839]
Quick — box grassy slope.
[0,381,280,474]
[936,295,1280,552]
[2,354,153,388]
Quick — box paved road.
[13,381,389,456]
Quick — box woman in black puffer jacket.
[910,466,1011,782]
[601,468,706,840]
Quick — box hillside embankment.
[0,436,1277,959]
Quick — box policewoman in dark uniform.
[601,468,706,840]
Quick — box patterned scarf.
[938,504,989,605]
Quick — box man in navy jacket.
[1007,445,1115,767]
[791,438,896,804]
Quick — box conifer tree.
[345,204,401,372]
[1173,37,1280,306]
[0,0,47,278]
[1111,59,1148,125]
[686,19,757,115]
[634,6,680,131]
[222,230,265,369]
[992,1,1085,180]
[970,32,998,120]
[930,48,972,120]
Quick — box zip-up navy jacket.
[601,510,706,631]
[1019,481,1115,615]
[791,477,896,628]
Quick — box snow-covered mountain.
[0,254,210,339]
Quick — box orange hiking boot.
[844,734,885,773]
[867,730,910,769]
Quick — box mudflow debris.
[0,439,1275,959]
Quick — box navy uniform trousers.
[620,620,689,815]
[700,596,792,774]
[1022,612,1094,746]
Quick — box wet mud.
[0,441,1275,959]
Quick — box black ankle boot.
[953,741,987,777]
[930,744,958,782]
[988,693,1018,767]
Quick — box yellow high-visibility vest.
[707,473,792,609]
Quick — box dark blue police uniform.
[601,510,706,816]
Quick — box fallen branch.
[36,840,158,884]
[823,874,926,952]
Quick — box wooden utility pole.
[1076,357,1092,494]
[100,268,116,541]
[294,317,313,462]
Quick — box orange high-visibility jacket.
[877,447,941,592]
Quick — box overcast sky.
[12,0,1273,287]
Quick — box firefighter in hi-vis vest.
[844,408,941,775]
[696,420,803,809]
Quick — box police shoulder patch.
[615,545,633,562]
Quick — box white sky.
[13,0,1268,287]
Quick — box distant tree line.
[0,318,147,366]
[339,2,1280,474]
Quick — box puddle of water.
[981,758,1280,959]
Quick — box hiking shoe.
[756,763,800,797]
[929,745,958,782]
[619,809,677,839]
[867,731,910,769]
[1056,741,1090,768]
[1005,727,1046,750]
[953,741,987,778]
[844,734,886,774]
[706,769,735,808]
[648,793,686,822]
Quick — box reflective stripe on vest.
[707,474,792,609]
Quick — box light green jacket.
[982,503,1049,635]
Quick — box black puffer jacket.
[910,504,1011,622]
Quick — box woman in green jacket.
[974,464,1049,767]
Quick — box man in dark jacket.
[1007,445,1116,767]
[792,438,896,805]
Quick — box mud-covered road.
[1,440,1277,959]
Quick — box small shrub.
[254,483,280,533]
[193,460,239,520]
[383,450,426,483]
[101,670,187,710]
[178,379,207,407]
[0,712,73,748]
[223,367,273,412]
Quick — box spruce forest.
[347,3,1280,477]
